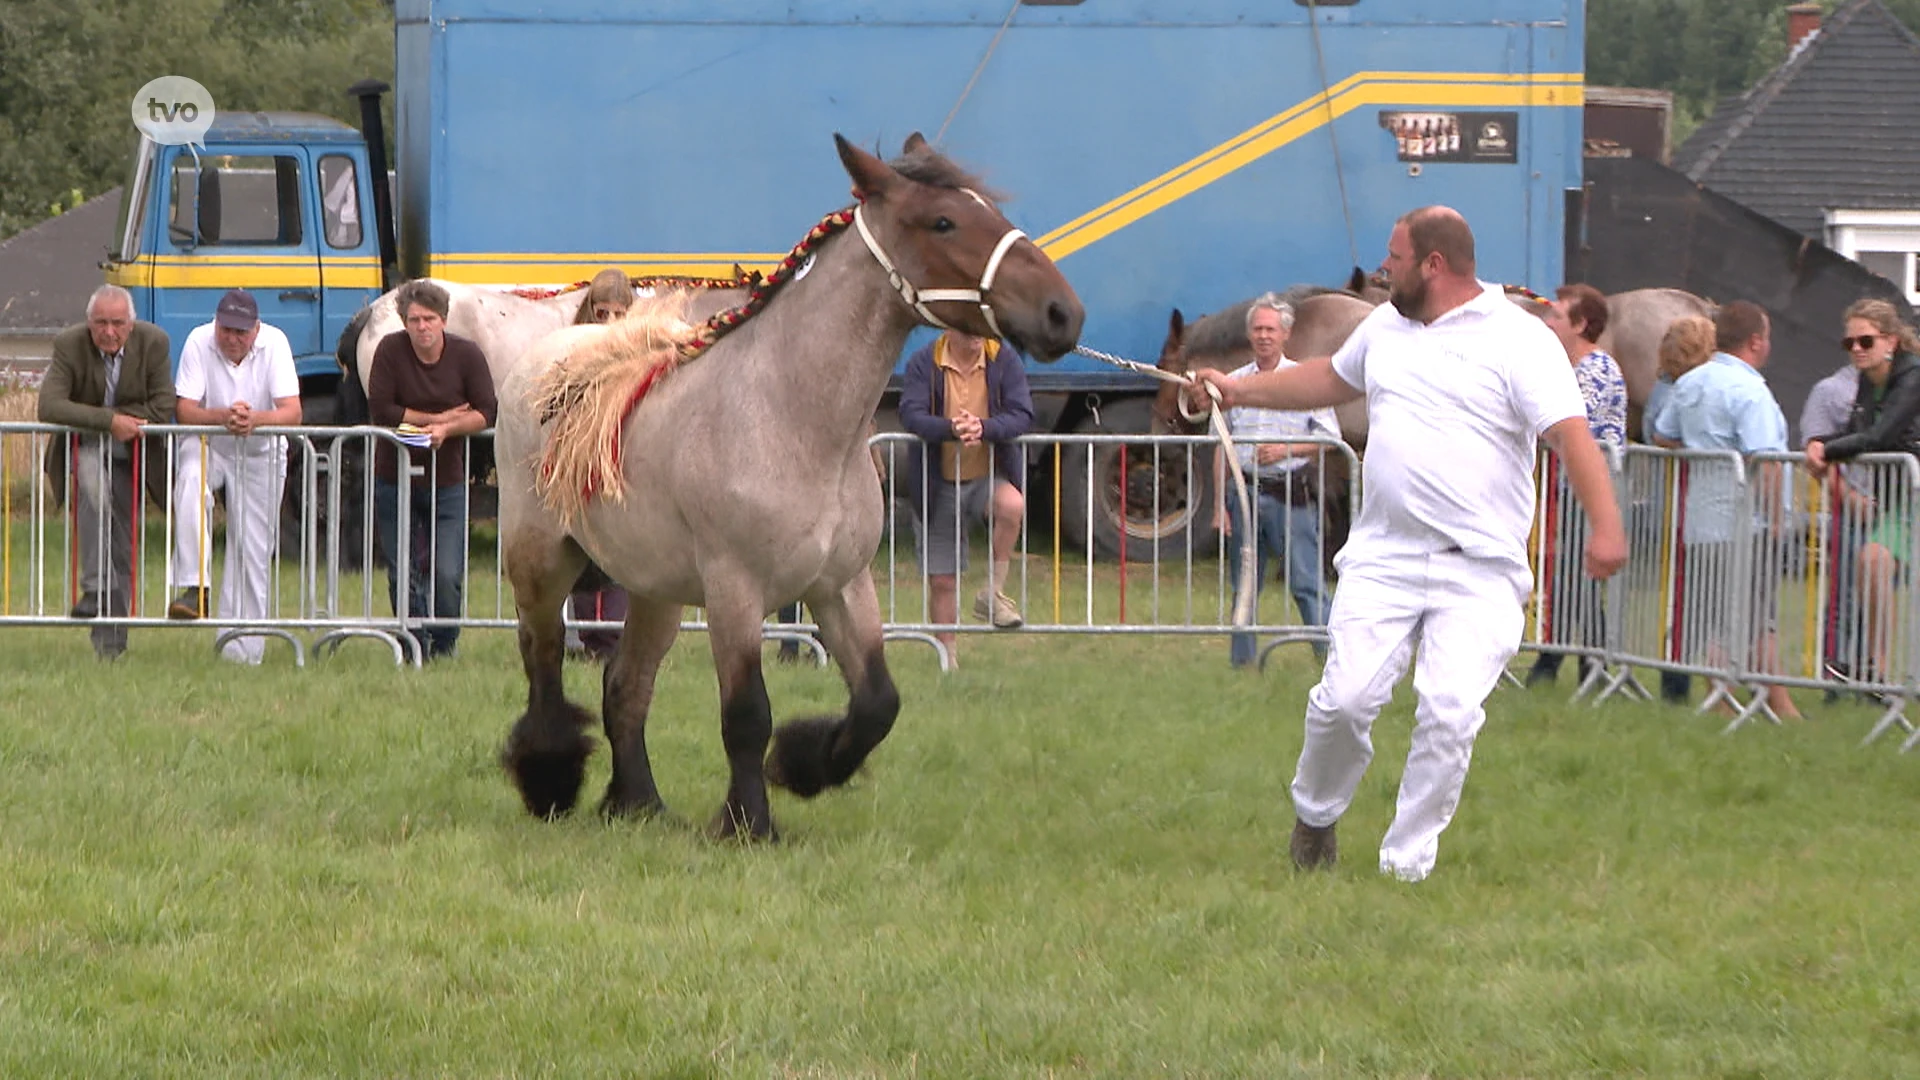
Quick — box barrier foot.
[763,629,829,669]
[883,630,953,674]
[1499,668,1526,690]
[1861,699,1916,747]
[312,627,413,668]
[1257,634,1327,673]
[1899,722,1920,754]
[212,628,306,668]
[1588,665,1650,706]
[1720,684,1781,735]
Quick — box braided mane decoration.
[529,207,861,516]
[509,268,762,303]
[532,294,698,521]
[678,208,857,360]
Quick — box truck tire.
[1056,397,1218,562]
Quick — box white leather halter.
[852,187,1026,340]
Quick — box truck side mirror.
[196,158,222,245]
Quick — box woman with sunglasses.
[1804,298,1920,690]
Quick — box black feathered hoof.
[598,791,669,822]
[500,701,597,819]
[708,804,778,843]
[766,715,844,798]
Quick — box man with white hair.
[1211,292,1339,668]
[1194,206,1628,882]
[167,288,302,664]
[38,284,175,660]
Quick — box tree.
[0,0,392,240]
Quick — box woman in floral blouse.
[1527,282,1629,689]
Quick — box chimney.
[1788,3,1823,51]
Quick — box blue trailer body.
[394,0,1584,383]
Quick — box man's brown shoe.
[168,587,210,620]
[1289,819,1337,870]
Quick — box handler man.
[1193,206,1628,882]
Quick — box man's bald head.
[1398,206,1476,279]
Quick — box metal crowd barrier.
[1,421,428,666]
[7,420,1920,751]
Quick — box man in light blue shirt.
[1649,300,1797,717]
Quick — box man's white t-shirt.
[1330,282,1583,586]
[175,321,300,458]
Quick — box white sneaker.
[973,589,1023,629]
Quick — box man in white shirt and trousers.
[1195,207,1628,882]
[167,289,303,663]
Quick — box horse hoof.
[599,791,669,822]
[708,805,778,843]
[766,715,842,798]
[500,701,597,819]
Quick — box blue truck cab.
[105,113,384,417]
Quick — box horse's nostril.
[1047,301,1070,329]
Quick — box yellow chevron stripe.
[1037,71,1582,260]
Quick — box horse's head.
[1151,308,1201,434]
[836,133,1084,361]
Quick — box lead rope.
[1071,345,1258,631]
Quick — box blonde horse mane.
[533,291,697,521]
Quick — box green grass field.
[4,617,1919,1078]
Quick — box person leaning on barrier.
[1803,299,1920,691]
[1191,206,1628,883]
[898,328,1034,664]
[1650,301,1800,719]
[1643,315,1716,448]
[165,290,302,664]
[37,284,174,661]
[1209,292,1337,668]
[563,269,635,662]
[1799,348,1865,695]
[1526,282,1628,689]
[366,279,497,662]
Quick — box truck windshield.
[168,153,305,247]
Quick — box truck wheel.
[1056,397,1218,561]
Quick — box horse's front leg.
[767,567,900,798]
[600,596,683,820]
[705,589,777,841]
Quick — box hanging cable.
[1306,1,1361,272]
[937,0,1023,143]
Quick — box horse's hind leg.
[501,537,595,818]
[600,597,682,819]
[767,568,900,798]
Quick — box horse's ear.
[902,132,930,155]
[1168,308,1185,337]
[1345,267,1367,293]
[835,133,898,201]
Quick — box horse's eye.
[932,217,954,233]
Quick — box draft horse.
[494,134,1084,838]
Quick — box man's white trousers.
[170,437,286,664]
[1290,551,1527,882]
